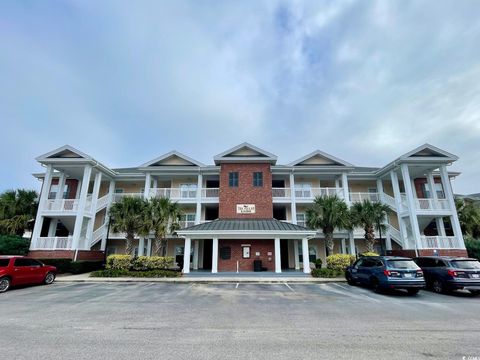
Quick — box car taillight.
[448,269,467,278]
[416,270,423,278]
[384,270,401,277]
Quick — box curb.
[55,277,347,284]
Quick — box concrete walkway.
[56,272,346,283]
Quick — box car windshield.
[0,259,10,267]
[387,260,418,269]
[451,260,480,269]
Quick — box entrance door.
[203,239,212,270]
[280,239,289,269]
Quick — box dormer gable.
[36,145,92,162]
[214,142,277,165]
[140,151,204,167]
[399,144,458,162]
[289,150,353,167]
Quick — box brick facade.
[217,239,275,272]
[387,249,468,257]
[219,163,273,219]
[29,250,104,261]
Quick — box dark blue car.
[345,256,425,295]
[414,256,480,295]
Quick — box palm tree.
[142,197,182,256]
[306,195,351,256]
[0,189,38,236]
[456,198,480,238]
[350,200,390,253]
[109,196,147,255]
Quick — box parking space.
[0,282,479,360]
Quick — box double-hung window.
[229,172,239,187]
[253,172,263,187]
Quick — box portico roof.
[176,218,317,239]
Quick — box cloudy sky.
[1,0,479,194]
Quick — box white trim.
[140,150,205,168]
[214,142,277,164]
[288,149,353,167]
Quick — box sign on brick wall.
[236,204,256,214]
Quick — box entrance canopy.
[176,218,317,239]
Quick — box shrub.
[311,268,344,278]
[38,258,72,273]
[69,261,104,274]
[314,258,323,269]
[90,269,181,278]
[117,255,176,271]
[465,237,480,260]
[326,254,356,271]
[360,252,380,257]
[0,235,30,255]
[106,255,132,270]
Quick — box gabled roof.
[139,151,205,168]
[180,218,310,232]
[214,142,277,165]
[288,150,353,167]
[398,143,458,161]
[36,145,92,162]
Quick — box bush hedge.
[90,269,180,278]
[0,235,30,255]
[465,237,480,260]
[38,258,104,274]
[314,258,323,269]
[311,268,344,278]
[326,254,356,271]
[106,255,175,271]
[359,252,380,257]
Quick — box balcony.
[113,193,143,202]
[148,188,219,202]
[272,188,291,200]
[415,198,450,211]
[420,236,462,249]
[43,195,92,213]
[349,192,380,203]
[34,236,73,250]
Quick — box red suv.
[0,256,57,293]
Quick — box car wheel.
[371,278,382,293]
[432,279,445,294]
[346,274,356,286]
[44,272,55,285]
[407,289,420,296]
[468,290,480,296]
[0,277,11,293]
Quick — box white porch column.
[72,165,92,251]
[440,165,465,247]
[401,164,422,253]
[436,217,447,237]
[385,232,392,251]
[212,238,218,273]
[341,238,346,254]
[342,172,350,206]
[138,237,145,256]
[86,171,102,249]
[198,239,204,269]
[48,219,57,237]
[144,172,151,199]
[55,172,66,200]
[390,170,406,245]
[153,177,158,189]
[193,240,199,270]
[100,180,115,251]
[349,231,356,256]
[335,177,340,189]
[376,178,385,203]
[426,172,438,200]
[302,237,310,273]
[195,173,203,224]
[274,237,281,273]
[290,172,297,224]
[31,164,54,249]
[294,239,300,270]
[146,238,152,256]
[183,237,191,273]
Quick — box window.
[422,183,445,198]
[295,183,312,198]
[386,260,419,269]
[115,188,124,193]
[14,258,42,267]
[0,259,10,267]
[180,184,197,198]
[180,213,196,228]
[368,188,378,201]
[296,213,306,227]
[220,246,231,260]
[298,244,317,263]
[229,172,239,187]
[253,172,263,187]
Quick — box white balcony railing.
[96,194,110,210]
[272,188,292,198]
[179,220,196,229]
[415,198,450,211]
[113,193,143,202]
[35,236,73,250]
[91,224,107,246]
[201,188,219,199]
[45,199,80,212]
[149,188,196,200]
[420,236,461,249]
[349,192,379,203]
[295,187,344,200]
[388,224,401,241]
[383,193,396,208]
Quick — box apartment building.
[28,142,467,273]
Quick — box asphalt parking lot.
[0,282,479,360]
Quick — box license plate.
[471,274,479,279]
[403,273,414,278]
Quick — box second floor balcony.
[149,188,219,202]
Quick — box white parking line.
[320,283,382,303]
[284,283,295,292]
[235,283,239,289]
